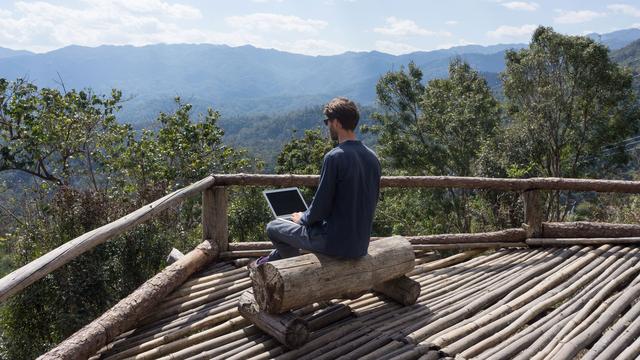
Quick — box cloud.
[487,24,537,41]
[374,17,451,37]
[501,2,539,11]
[374,40,421,55]
[225,13,327,33]
[0,1,252,52]
[0,2,339,54]
[445,20,458,25]
[83,0,202,19]
[553,10,605,24]
[608,4,640,17]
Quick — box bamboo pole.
[405,246,584,344]
[155,326,260,360]
[40,239,219,360]
[585,299,640,359]
[221,250,272,258]
[551,281,640,359]
[407,250,484,277]
[0,175,217,304]
[450,246,631,358]
[479,247,640,360]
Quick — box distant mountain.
[0,47,33,59]
[0,43,520,122]
[612,38,640,66]
[612,38,640,92]
[587,28,640,50]
[0,28,638,122]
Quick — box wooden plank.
[203,186,229,252]
[0,175,217,304]
[40,240,219,360]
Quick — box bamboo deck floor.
[89,245,640,359]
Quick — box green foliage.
[276,129,334,175]
[498,26,639,219]
[369,59,501,232]
[0,78,122,186]
[0,81,256,359]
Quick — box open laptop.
[263,187,308,223]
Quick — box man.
[251,97,381,267]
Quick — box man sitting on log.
[250,97,382,267]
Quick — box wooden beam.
[412,242,528,250]
[527,237,640,246]
[407,228,526,244]
[249,236,415,314]
[0,175,217,304]
[40,240,219,360]
[203,186,228,252]
[542,222,640,238]
[523,190,543,238]
[210,173,640,193]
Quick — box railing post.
[523,190,543,238]
[203,186,229,252]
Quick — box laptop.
[263,187,309,223]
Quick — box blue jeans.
[265,218,328,260]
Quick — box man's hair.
[324,97,359,131]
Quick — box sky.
[0,0,639,55]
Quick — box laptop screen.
[264,189,307,217]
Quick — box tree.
[0,80,256,359]
[275,129,334,175]
[501,26,639,220]
[0,78,122,188]
[368,59,501,232]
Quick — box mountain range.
[0,28,639,123]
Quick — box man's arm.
[299,154,338,226]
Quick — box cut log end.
[250,263,285,314]
[284,317,310,348]
[237,291,309,348]
[373,275,421,306]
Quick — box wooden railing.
[3,173,640,304]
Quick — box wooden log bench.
[237,236,419,348]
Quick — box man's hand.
[291,212,303,224]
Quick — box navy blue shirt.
[300,140,381,258]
